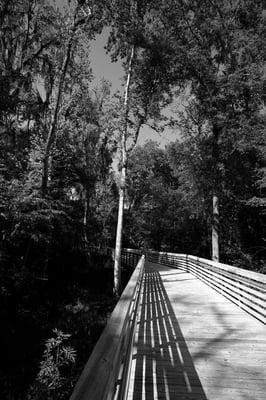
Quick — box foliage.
[126,135,265,270]
[125,141,209,255]
[1,1,266,399]
[151,0,266,267]
[28,329,76,400]
[0,1,118,398]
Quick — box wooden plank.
[127,262,266,400]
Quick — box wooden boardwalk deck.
[127,261,266,400]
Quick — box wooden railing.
[121,248,142,269]
[70,253,145,400]
[148,251,266,324]
[71,248,265,399]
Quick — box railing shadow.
[132,266,208,400]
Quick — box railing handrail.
[122,248,143,255]
[70,254,145,400]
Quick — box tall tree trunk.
[113,165,126,295]
[113,45,135,296]
[212,193,219,262]
[212,123,220,262]
[83,188,88,244]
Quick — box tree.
[107,0,174,294]
[157,0,266,262]
[126,141,179,250]
[125,141,210,255]
[51,78,116,248]
[0,0,114,280]
[41,0,93,196]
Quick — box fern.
[28,329,76,399]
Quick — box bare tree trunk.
[212,123,220,262]
[212,193,219,262]
[113,45,135,296]
[113,165,126,295]
[83,188,88,244]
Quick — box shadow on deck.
[130,266,207,400]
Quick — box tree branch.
[23,39,59,66]
[126,113,145,154]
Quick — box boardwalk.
[127,261,266,400]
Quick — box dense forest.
[0,0,265,398]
